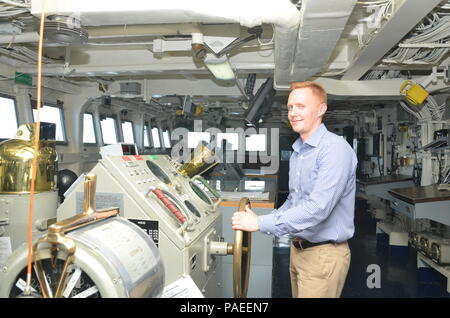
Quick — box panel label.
[128,219,159,247]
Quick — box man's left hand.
[231,205,259,232]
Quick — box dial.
[146,160,171,184]
[430,243,441,262]
[184,200,202,218]
[189,181,212,205]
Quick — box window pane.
[32,105,65,142]
[245,134,266,151]
[152,127,161,148]
[217,133,239,150]
[143,124,150,147]
[100,117,118,144]
[163,130,171,148]
[0,97,18,139]
[122,121,135,143]
[83,113,96,144]
[188,132,210,149]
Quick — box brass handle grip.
[32,172,119,298]
[83,173,96,214]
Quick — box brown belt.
[292,239,335,250]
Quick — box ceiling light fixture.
[204,54,235,81]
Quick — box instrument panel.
[57,154,224,295]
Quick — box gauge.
[189,181,212,205]
[146,160,171,184]
[184,200,202,218]
[419,237,429,251]
[430,243,441,262]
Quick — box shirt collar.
[292,123,328,152]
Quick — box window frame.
[151,125,161,148]
[82,112,98,146]
[121,120,136,144]
[31,100,68,145]
[143,121,153,149]
[100,114,119,145]
[162,129,171,149]
[0,94,19,142]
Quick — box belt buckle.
[294,239,304,250]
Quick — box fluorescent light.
[204,55,235,80]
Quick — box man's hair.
[289,81,327,104]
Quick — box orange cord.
[26,0,46,281]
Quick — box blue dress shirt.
[258,124,357,243]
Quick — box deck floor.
[271,198,449,298]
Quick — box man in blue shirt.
[232,81,357,298]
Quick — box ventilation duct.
[42,15,89,45]
[119,82,142,97]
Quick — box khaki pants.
[289,241,350,298]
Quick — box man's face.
[287,88,326,139]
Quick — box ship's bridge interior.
[0,0,450,300]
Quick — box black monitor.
[39,122,56,140]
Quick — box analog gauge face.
[413,234,419,247]
[10,260,101,298]
[146,160,171,184]
[410,234,419,248]
[189,181,212,205]
[184,200,202,218]
[420,238,429,250]
[430,243,440,261]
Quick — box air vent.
[120,82,142,97]
[43,15,89,45]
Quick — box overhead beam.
[142,77,268,97]
[315,77,404,99]
[341,0,443,80]
[316,75,449,100]
[16,62,275,78]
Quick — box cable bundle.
[356,0,394,48]
[0,0,30,17]
[383,3,450,65]
[399,94,446,121]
